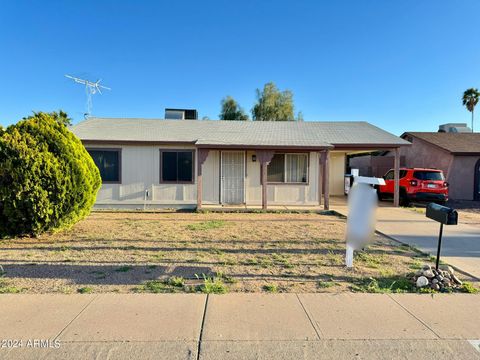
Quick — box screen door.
[221,151,245,204]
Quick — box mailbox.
[425,202,458,270]
[426,203,458,225]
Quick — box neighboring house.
[71,118,409,209]
[399,132,480,201]
[350,130,480,201]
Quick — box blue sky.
[1,1,479,135]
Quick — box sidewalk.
[333,205,480,279]
[1,293,479,359]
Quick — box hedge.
[0,112,101,236]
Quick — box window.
[413,171,444,181]
[267,153,308,183]
[384,170,407,180]
[87,149,121,183]
[160,150,194,183]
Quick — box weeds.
[263,284,278,293]
[197,275,228,294]
[186,221,226,231]
[318,281,335,289]
[355,252,386,269]
[140,280,170,293]
[77,287,93,294]
[409,259,423,270]
[167,276,185,288]
[461,282,478,294]
[0,278,21,294]
[351,276,414,293]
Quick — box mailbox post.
[426,203,458,270]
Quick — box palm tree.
[462,88,480,132]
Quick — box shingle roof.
[403,132,480,154]
[71,118,410,148]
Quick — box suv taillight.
[443,182,448,188]
[410,180,418,186]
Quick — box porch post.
[318,152,324,206]
[393,147,400,207]
[323,150,330,210]
[256,150,275,210]
[196,149,210,210]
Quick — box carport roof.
[71,118,410,149]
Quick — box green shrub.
[0,112,101,236]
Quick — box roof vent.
[165,108,198,120]
[438,123,472,133]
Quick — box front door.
[221,151,245,204]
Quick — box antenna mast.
[65,75,111,118]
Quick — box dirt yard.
[0,211,477,294]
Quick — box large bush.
[0,112,101,236]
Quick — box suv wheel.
[400,189,410,207]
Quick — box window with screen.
[267,153,308,183]
[87,149,121,183]
[160,150,194,183]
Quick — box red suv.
[377,168,448,206]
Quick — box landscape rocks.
[412,264,461,292]
[416,276,429,287]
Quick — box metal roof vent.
[438,123,472,133]
[165,108,198,120]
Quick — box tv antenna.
[65,75,111,118]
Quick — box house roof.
[71,118,410,149]
[402,132,480,155]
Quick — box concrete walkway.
[333,204,480,279]
[1,293,479,359]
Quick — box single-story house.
[71,118,410,209]
[350,131,480,201]
[399,132,480,200]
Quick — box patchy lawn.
[0,211,477,294]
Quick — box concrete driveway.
[334,204,480,279]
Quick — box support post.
[323,150,330,210]
[435,223,444,270]
[318,152,324,206]
[256,150,275,210]
[393,147,400,207]
[261,163,268,210]
[196,149,209,210]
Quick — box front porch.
[196,147,402,211]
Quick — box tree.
[252,82,301,121]
[219,96,249,120]
[23,110,72,126]
[0,112,101,236]
[462,88,480,132]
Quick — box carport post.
[196,149,209,210]
[393,147,400,207]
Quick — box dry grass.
[0,211,476,294]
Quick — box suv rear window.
[413,171,444,181]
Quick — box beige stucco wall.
[87,144,347,208]
[86,144,198,207]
